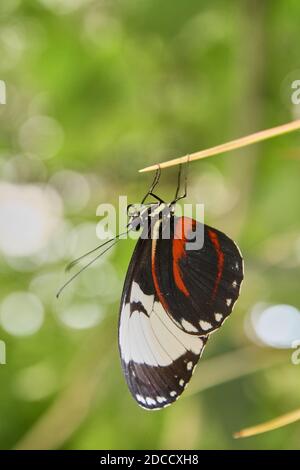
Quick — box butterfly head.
[127,203,173,232]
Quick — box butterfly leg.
[173,163,183,201]
[147,192,165,204]
[171,155,190,204]
[141,167,161,204]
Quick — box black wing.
[118,235,207,410]
[152,216,243,336]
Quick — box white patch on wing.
[153,302,203,356]
[226,298,232,306]
[232,280,237,288]
[128,309,145,365]
[181,319,198,333]
[199,320,212,331]
[119,283,204,366]
[186,361,193,370]
[119,302,131,364]
[140,309,171,366]
[131,281,154,314]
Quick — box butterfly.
[118,166,243,410]
[57,165,243,410]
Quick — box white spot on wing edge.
[232,239,244,295]
[170,391,177,397]
[156,396,167,404]
[226,298,232,307]
[199,320,212,331]
[187,361,193,371]
[215,313,223,322]
[136,394,146,404]
[181,319,198,333]
[146,397,156,406]
[139,401,171,411]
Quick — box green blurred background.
[0,0,300,450]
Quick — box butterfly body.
[118,205,243,410]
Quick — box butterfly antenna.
[66,229,129,272]
[56,237,122,299]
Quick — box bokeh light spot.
[57,302,103,330]
[13,362,58,401]
[0,292,44,336]
[50,170,90,213]
[247,303,300,349]
[19,115,64,160]
[0,183,63,258]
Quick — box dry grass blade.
[139,120,300,172]
[234,408,300,439]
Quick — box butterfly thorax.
[128,203,174,238]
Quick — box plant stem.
[139,120,300,172]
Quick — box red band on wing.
[151,218,194,310]
[151,223,170,311]
[172,217,194,297]
[207,229,224,299]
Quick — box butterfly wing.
[118,235,207,410]
[152,216,244,336]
